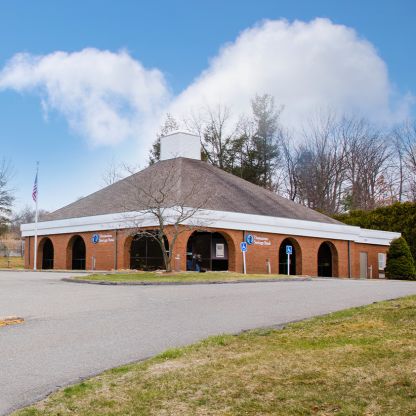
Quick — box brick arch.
[37,237,54,270]
[317,241,339,277]
[185,229,237,272]
[211,230,237,272]
[278,237,302,275]
[123,231,169,270]
[124,229,183,271]
[66,235,86,270]
[218,231,237,272]
[123,233,134,270]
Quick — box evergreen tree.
[250,94,281,190]
[385,237,416,280]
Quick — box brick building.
[21,132,399,278]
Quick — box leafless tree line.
[392,120,416,202]
[150,102,416,216]
[101,95,416,217]
[279,113,392,214]
[280,114,416,214]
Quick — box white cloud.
[0,19,412,148]
[0,48,170,146]
[170,18,411,128]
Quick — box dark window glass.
[318,243,332,277]
[130,233,167,271]
[72,236,86,270]
[42,238,54,269]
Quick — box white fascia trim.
[20,208,400,246]
[20,211,155,237]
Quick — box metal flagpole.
[33,162,39,271]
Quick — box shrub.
[385,237,416,280]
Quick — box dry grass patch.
[14,297,416,416]
[0,256,24,269]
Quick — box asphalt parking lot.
[1,271,416,415]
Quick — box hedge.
[334,202,416,261]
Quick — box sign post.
[240,242,247,274]
[286,245,292,275]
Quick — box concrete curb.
[62,277,312,286]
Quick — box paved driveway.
[1,271,416,415]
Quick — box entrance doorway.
[71,236,86,270]
[317,242,333,277]
[130,234,168,270]
[278,238,301,275]
[187,232,228,271]
[41,238,54,269]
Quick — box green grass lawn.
[15,296,416,415]
[0,256,24,269]
[75,271,300,283]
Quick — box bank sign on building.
[21,132,399,278]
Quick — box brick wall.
[24,226,389,278]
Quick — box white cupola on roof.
[160,131,201,161]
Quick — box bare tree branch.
[120,159,214,272]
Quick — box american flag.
[32,169,38,202]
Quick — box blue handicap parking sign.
[286,245,293,255]
[240,242,248,252]
[91,234,100,244]
[246,234,254,245]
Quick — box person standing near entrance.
[191,253,198,271]
[196,254,202,272]
[191,253,202,272]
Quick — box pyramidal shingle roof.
[44,157,340,225]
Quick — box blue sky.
[0,0,415,213]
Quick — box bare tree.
[387,129,406,202]
[101,157,124,186]
[184,104,237,170]
[393,120,416,201]
[282,112,347,214]
[10,205,49,233]
[277,112,393,214]
[101,157,142,188]
[280,131,299,201]
[120,160,213,272]
[0,159,14,235]
[341,117,390,210]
